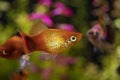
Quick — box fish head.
[0,47,8,58]
[0,36,24,59]
[60,30,82,48]
[0,46,15,59]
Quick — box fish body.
[0,36,24,59]
[20,20,82,54]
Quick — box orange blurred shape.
[0,36,24,59]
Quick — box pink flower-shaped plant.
[51,2,73,17]
[29,12,53,27]
[38,0,52,7]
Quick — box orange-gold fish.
[19,20,82,54]
[0,36,24,59]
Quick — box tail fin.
[18,30,36,53]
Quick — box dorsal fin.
[29,20,48,36]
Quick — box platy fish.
[0,36,24,59]
[19,20,82,54]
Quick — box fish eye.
[3,50,7,55]
[70,36,77,42]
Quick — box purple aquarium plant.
[29,12,53,27]
[50,2,73,17]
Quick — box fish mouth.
[65,40,71,48]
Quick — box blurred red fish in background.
[0,34,30,73]
[19,20,82,54]
[0,36,24,59]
